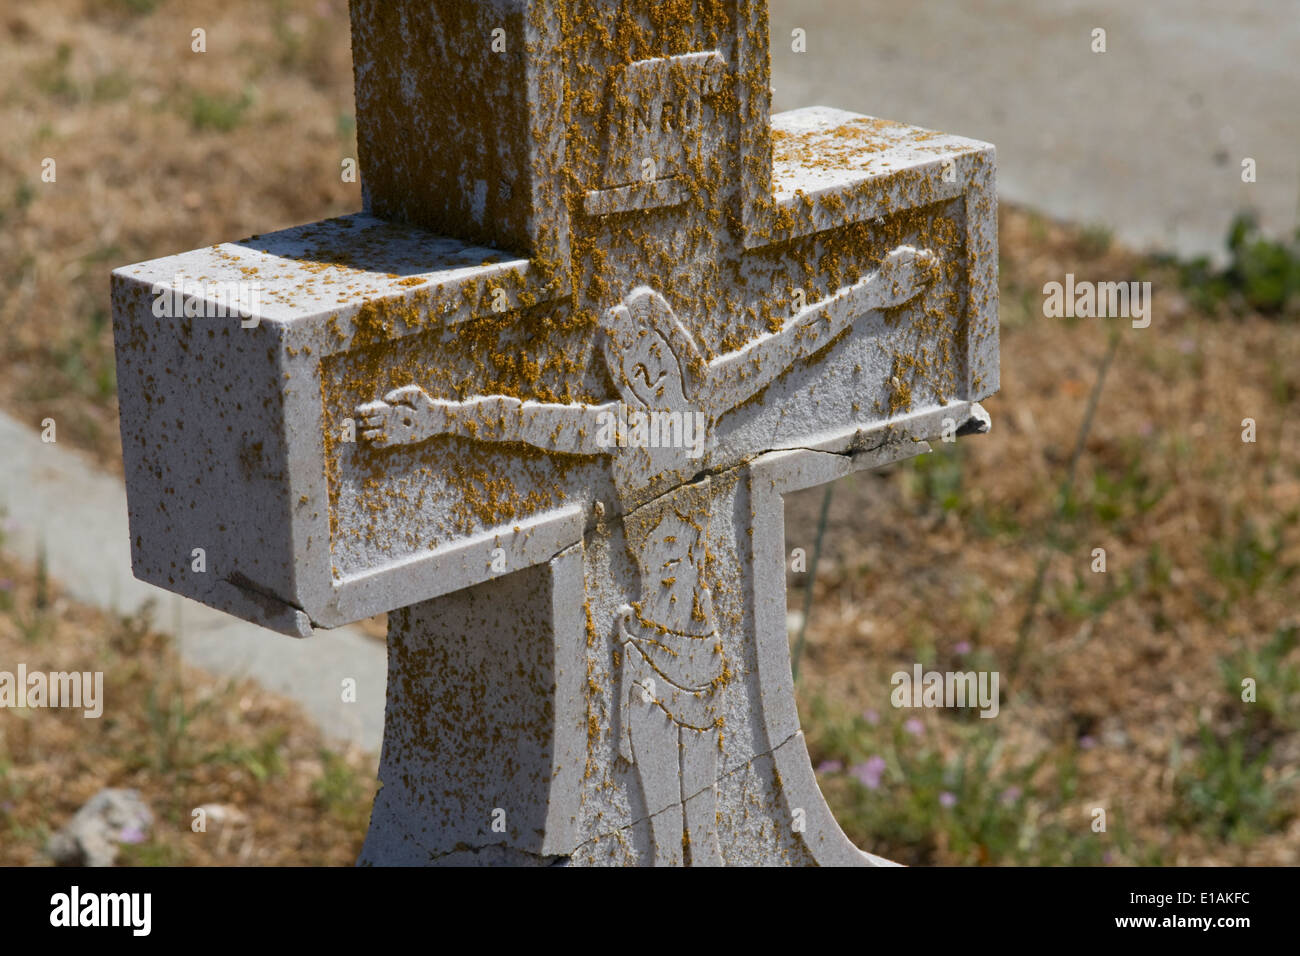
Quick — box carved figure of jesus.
[355,245,937,484]
[355,244,936,863]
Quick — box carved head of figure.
[602,287,705,411]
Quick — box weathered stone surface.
[112,0,998,865]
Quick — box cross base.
[359,409,987,865]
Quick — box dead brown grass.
[0,551,376,866]
[1,0,359,462]
[789,211,1300,865]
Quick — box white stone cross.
[111,0,998,866]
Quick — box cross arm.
[110,213,578,637]
[356,387,619,458]
[697,244,939,417]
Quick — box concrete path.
[771,0,1299,263]
[0,411,386,754]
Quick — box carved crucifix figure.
[355,245,936,491]
[111,0,998,866]
[353,247,935,863]
[617,481,722,865]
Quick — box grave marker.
[112,0,998,865]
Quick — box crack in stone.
[223,571,315,636]
[564,727,806,859]
[409,729,807,863]
[225,571,306,613]
[422,843,565,866]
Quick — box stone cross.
[111,0,997,866]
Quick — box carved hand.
[861,245,939,311]
[356,385,448,446]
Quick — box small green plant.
[33,43,75,100]
[899,443,1019,538]
[804,696,1114,865]
[115,0,163,14]
[1173,213,1300,315]
[1206,518,1291,599]
[107,605,155,658]
[46,307,117,403]
[13,545,53,643]
[117,839,183,866]
[1027,212,1049,244]
[1225,215,1300,313]
[272,0,307,69]
[3,817,51,852]
[0,181,36,228]
[1049,568,1133,622]
[142,683,211,772]
[1220,625,1300,734]
[311,750,369,826]
[188,90,253,132]
[1078,224,1113,259]
[91,69,133,103]
[206,727,288,782]
[0,513,11,614]
[1174,633,1299,841]
[1173,722,1289,843]
[907,443,964,514]
[1084,461,1167,527]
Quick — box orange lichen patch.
[771,115,974,195]
[350,1,533,251]
[326,298,603,414]
[318,283,609,566]
[887,355,917,415]
[556,0,764,359]
[771,116,899,174]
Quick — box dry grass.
[1,0,359,462]
[789,211,1300,865]
[0,551,376,866]
[1,0,1296,866]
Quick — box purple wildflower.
[850,755,887,790]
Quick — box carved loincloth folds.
[616,604,724,761]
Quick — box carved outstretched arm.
[696,245,938,415]
[356,386,619,457]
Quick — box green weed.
[805,696,1115,865]
[1173,722,1290,842]
[311,750,370,827]
[1172,213,1300,315]
[188,90,253,132]
[205,727,289,783]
